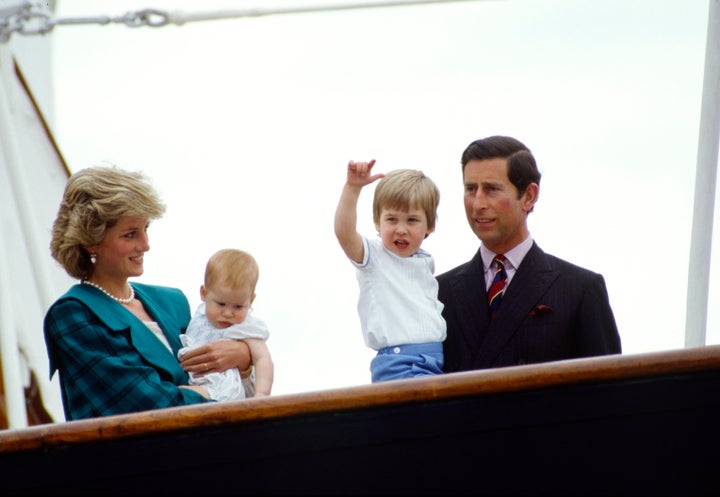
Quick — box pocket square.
[529,304,554,316]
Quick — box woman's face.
[90,216,151,281]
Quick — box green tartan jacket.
[44,282,213,421]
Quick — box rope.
[0,0,481,43]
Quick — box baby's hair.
[205,248,259,293]
[372,169,440,230]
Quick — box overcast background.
[48,0,718,396]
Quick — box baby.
[178,248,273,399]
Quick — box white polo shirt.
[352,237,446,350]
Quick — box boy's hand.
[346,159,384,188]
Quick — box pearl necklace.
[82,280,135,304]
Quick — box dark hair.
[461,135,542,198]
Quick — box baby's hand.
[346,159,384,187]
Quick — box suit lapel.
[473,243,560,367]
[68,284,186,383]
[133,285,184,354]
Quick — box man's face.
[462,157,537,254]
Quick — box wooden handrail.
[2,344,719,453]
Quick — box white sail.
[0,14,72,425]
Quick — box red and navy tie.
[487,254,507,320]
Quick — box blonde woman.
[44,166,253,420]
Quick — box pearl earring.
[90,253,97,264]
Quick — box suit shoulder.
[437,260,475,283]
[45,295,88,322]
[542,252,604,279]
[133,282,187,302]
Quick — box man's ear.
[522,183,539,212]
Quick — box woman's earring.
[90,253,97,264]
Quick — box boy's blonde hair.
[205,249,259,293]
[372,169,440,230]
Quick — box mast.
[685,0,720,347]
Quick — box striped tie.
[488,254,507,320]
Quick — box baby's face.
[202,283,254,329]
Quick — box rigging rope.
[0,0,479,43]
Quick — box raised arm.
[334,159,384,264]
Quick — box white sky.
[48,0,719,396]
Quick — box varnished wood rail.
[2,344,719,452]
[2,345,720,495]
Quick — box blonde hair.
[372,169,440,230]
[205,249,259,294]
[50,165,166,279]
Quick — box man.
[437,135,621,373]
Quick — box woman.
[44,166,253,420]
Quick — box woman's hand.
[179,340,251,378]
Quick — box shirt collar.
[481,234,533,271]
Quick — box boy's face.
[375,206,432,258]
[200,283,254,329]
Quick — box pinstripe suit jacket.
[44,282,212,421]
[437,242,621,373]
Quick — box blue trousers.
[371,342,444,383]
